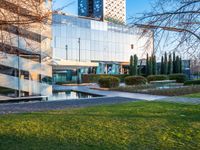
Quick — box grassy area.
[0,101,200,150]
[184,93,200,98]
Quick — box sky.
[53,0,152,20]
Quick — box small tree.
[179,57,183,73]
[149,55,153,75]
[146,53,149,76]
[168,53,172,74]
[152,55,157,75]
[160,56,164,74]
[175,56,180,73]
[138,60,142,75]
[164,52,168,75]
[173,52,176,73]
[133,54,138,75]
[129,55,134,76]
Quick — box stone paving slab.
[0,97,140,115]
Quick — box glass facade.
[78,0,126,23]
[53,14,152,64]
[78,0,103,19]
[52,14,153,83]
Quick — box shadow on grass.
[0,133,125,150]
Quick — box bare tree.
[0,0,53,62]
[0,0,73,62]
[131,0,200,60]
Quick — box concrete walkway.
[156,97,200,104]
[0,85,199,115]
[0,97,139,114]
[53,85,168,101]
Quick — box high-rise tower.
[78,0,126,24]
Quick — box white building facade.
[0,0,52,98]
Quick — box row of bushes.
[184,79,200,86]
[147,74,187,83]
[98,74,189,88]
[84,74,187,83]
[98,76,148,88]
[82,74,129,83]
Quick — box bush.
[169,74,187,83]
[147,75,168,82]
[98,76,120,88]
[125,76,147,85]
[82,74,129,83]
[184,79,200,86]
[55,81,77,85]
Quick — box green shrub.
[147,75,168,82]
[82,74,128,83]
[98,76,120,88]
[125,76,147,85]
[169,74,187,83]
[184,79,200,86]
[55,81,77,85]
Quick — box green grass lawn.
[184,93,200,98]
[0,101,200,150]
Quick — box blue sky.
[54,0,152,19]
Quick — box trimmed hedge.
[98,76,120,88]
[147,75,168,82]
[82,74,129,83]
[184,79,200,86]
[125,76,147,85]
[169,74,187,83]
[55,81,77,85]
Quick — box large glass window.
[53,14,151,63]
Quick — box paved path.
[0,97,139,114]
[54,85,167,101]
[0,85,199,115]
[156,97,200,104]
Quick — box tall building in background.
[78,0,126,24]
[0,0,52,98]
[52,0,153,84]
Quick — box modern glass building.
[52,13,153,83]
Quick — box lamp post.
[78,38,81,62]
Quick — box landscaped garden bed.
[113,85,200,96]
[94,73,200,97]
